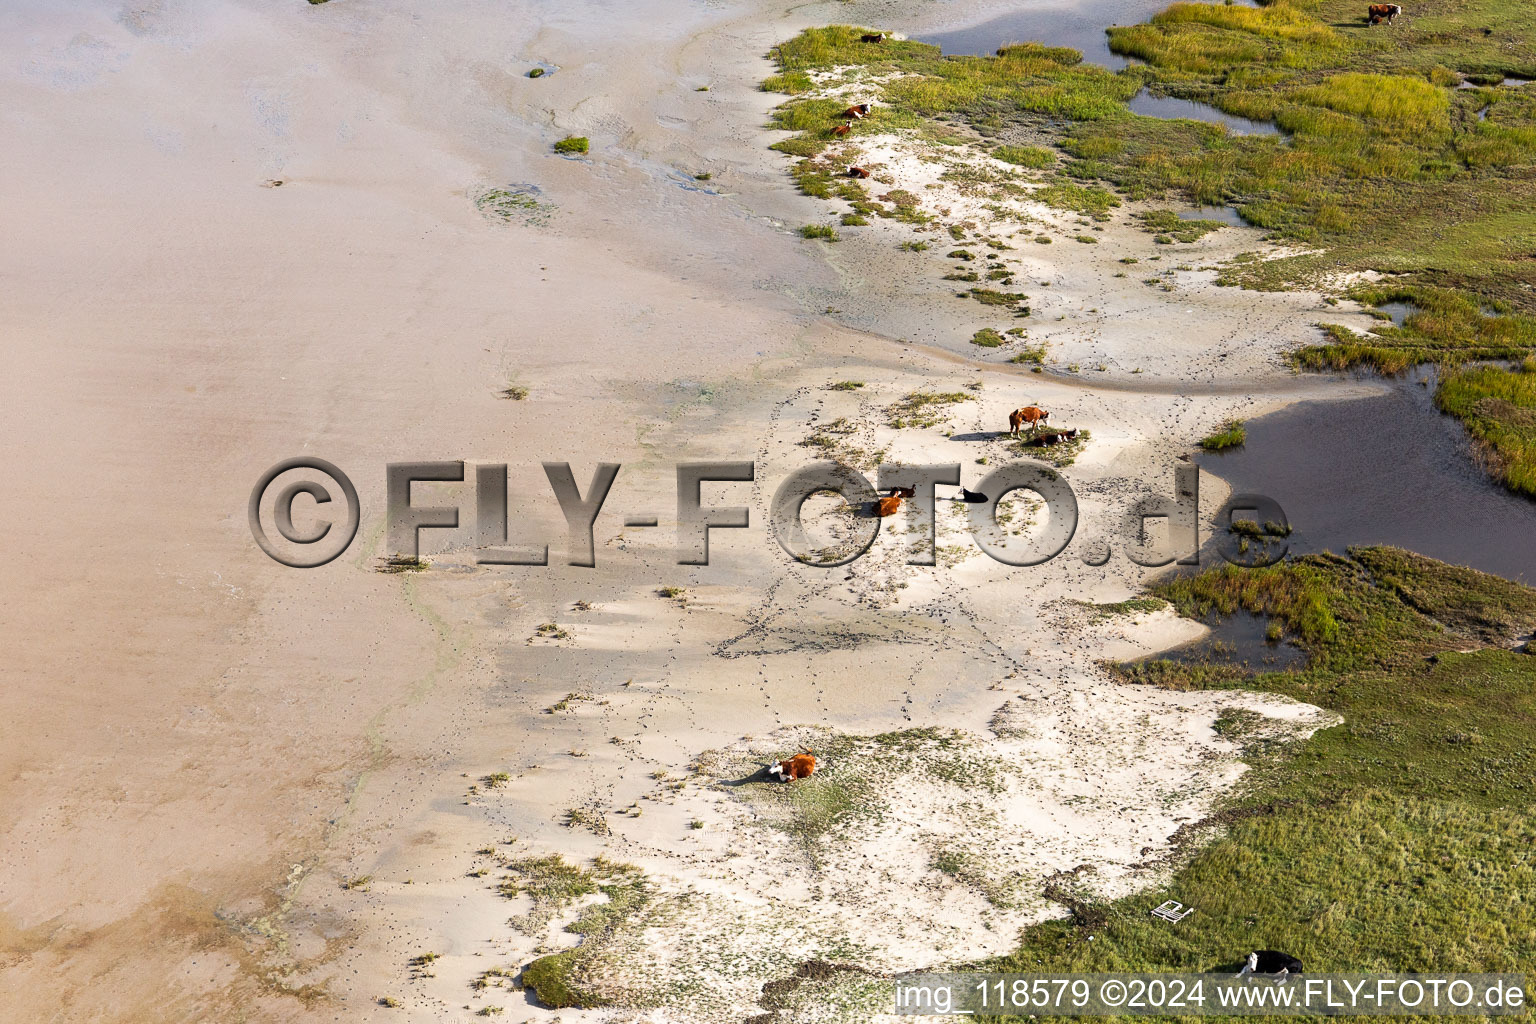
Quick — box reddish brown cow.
[844,103,872,120]
[847,166,871,178]
[831,122,852,137]
[1008,405,1050,437]
[1366,3,1401,24]
[769,749,816,781]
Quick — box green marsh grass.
[988,549,1536,984]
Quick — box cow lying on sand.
[1367,3,1401,25]
[1008,405,1050,437]
[1032,427,1080,446]
[768,750,816,781]
[875,486,915,517]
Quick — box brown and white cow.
[768,749,816,782]
[860,32,887,44]
[831,122,852,137]
[1367,3,1401,25]
[844,103,872,120]
[1008,405,1050,437]
[847,166,872,179]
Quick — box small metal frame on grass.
[1151,900,1196,923]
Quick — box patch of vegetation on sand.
[968,287,1029,309]
[1136,208,1225,243]
[971,328,1006,348]
[1072,596,1169,619]
[992,144,1057,169]
[1198,418,1246,451]
[886,389,974,428]
[376,556,429,574]
[987,548,1536,981]
[515,856,651,1009]
[473,185,553,227]
[698,728,1005,869]
[1010,427,1090,467]
[553,135,589,155]
[800,222,840,241]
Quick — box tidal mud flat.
[3,0,1534,1021]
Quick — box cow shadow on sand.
[718,769,771,788]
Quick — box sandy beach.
[0,0,1387,1020]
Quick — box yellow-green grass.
[1436,357,1536,496]
[764,14,1536,306]
[1295,285,1536,372]
[985,549,1536,999]
[1198,419,1247,450]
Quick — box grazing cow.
[1008,405,1050,437]
[768,749,816,782]
[860,32,886,44]
[847,166,871,179]
[831,122,852,137]
[844,103,872,120]
[1237,951,1304,980]
[1366,3,1401,24]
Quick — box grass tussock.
[1137,208,1225,243]
[1198,419,1247,451]
[553,136,589,155]
[993,144,1056,168]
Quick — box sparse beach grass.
[516,857,650,1009]
[886,390,973,428]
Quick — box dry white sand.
[0,0,1377,1020]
